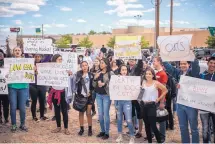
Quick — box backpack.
[166,72,177,100]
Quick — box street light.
[134,15,142,26]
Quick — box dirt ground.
[0,103,202,143]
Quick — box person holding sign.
[72,61,94,137]
[199,56,215,143]
[115,65,135,144]
[30,54,49,122]
[0,49,9,124]
[47,54,71,135]
[8,47,29,132]
[163,59,200,143]
[93,58,114,140]
[140,68,168,143]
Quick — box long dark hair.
[143,67,157,81]
[119,64,128,76]
[100,58,111,72]
[80,61,89,72]
[134,60,143,76]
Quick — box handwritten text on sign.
[4,58,35,83]
[37,63,69,87]
[54,51,78,72]
[0,68,8,94]
[114,36,141,60]
[177,75,215,113]
[157,35,195,61]
[23,38,53,54]
[109,76,140,100]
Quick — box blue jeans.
[115,100,134,136]
[8,88,28,126]
[177,104,199,143]
[96,93,111,135]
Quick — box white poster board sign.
[54,51,78,72]
[23,38,53,54]
[37,63,69,87]
[0,68,8,94]
[157,35,195,61]
[8,35,17,51]
[109,75,140,100]
[114,36,141,59]
[4,58,35,83]
[199,61,208,73]
[177,75,215,113]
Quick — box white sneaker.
[129,137,135,144]
[116,134,123,143]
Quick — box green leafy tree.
[55,34,72,48]
[205,36,215,48]
[78,36,93,48]
[141,36,149,49]
[88,30,97,35]
[107,36,115,48]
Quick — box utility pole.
[170,0,173,35]
[152,0,161,55]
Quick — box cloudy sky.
[0,0,214,35]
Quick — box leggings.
[0,95,9,120]
[52,91,68,128]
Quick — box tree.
[205,36,215,48]
[88,30,97,35]
[55,34,72,48]
[107,36,115,48]
[78,36,93,48]
[140,36,149,49]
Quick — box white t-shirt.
[81,74,90,97]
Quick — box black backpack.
[166,72,177,100]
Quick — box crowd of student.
[0,45,215,144]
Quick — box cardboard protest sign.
[0,34,7,52]
[23,38,53,54]
[114,36,141,59]
[157,35,195,61]
[177,75,215,113]
[36,63,69,87]
[0,68,8,94]
[54,51,78,72]
[4,58,35,83]
[199,61,208,73]
[109,75,140,100]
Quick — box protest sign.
[177,75,215,113]
[23,38,53,54]
[4,58,35,83]
[199,61,208,73]
[157,35,195,61]
[0,34,7,52]
[37,63,69,87]
[54,51,78,72]
[0,69,8,94]
[8,35,17,51]
[114,36,141,59]
[109,75,140,100]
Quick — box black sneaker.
[4,119,9,124]
[102,134,109,140]
[88,130,93,136]
[40,116,49,121]
[97,132,105,138]
[11,125,17,133]
[135,132,142,138]
[33,117,40,122]
[52,116,56,121]
[19,125,28,132]
[78,129,84,136]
